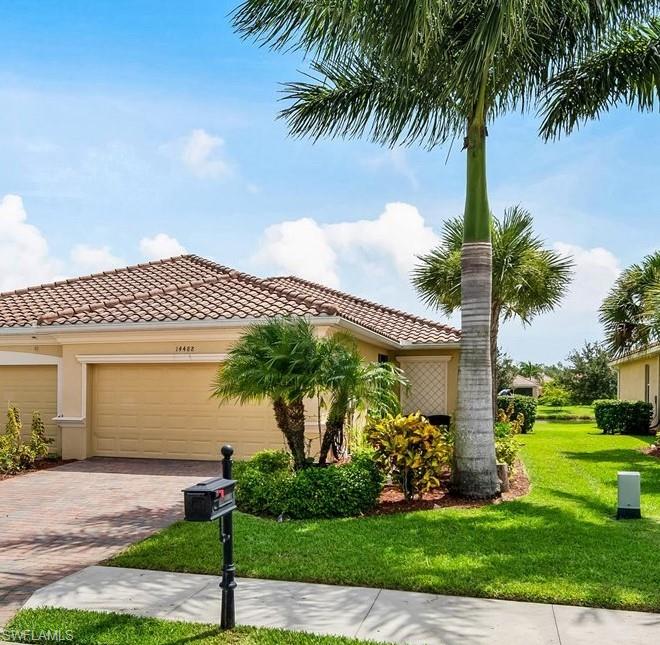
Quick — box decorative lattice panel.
[399,359,448,415]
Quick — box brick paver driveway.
[0,458,219,625]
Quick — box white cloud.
[327,203,437,276]
[553,242,621,313]
[0,194,62,291]
[180,129,233,179]
[70,244,125,274]
[0,194,187,294]
[255,217,339,286]
[139,233,187,261]
[254,202,438,288]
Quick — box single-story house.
[512,375,542,398]
[0,255,461,461]
[611,344,660,426]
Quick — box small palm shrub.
[234,449,382,519]
[0,407,53,474]
[366,413,452,500]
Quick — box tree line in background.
[497,342,617,406]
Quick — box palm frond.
[540,17,660,139]
[599,252,660,356]
[212,317,322,404]
[281,55,464,148]
[237,0,660,148]
[413,205,574,323]
[233,0,450,63]
[411,244,462,316]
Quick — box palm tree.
[413,207,573,413]
[317,335,407,464]
[212,317,322,470]
[600,251,660,357]
[518,362,545,382]
[540,17,660,140]
[232,1,652,498]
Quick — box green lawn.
[109,423,660,612]
[536,405,594,420]
[7,609,377,645]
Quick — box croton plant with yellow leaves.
[366,412,453,500]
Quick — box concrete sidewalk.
[23,566,659,644]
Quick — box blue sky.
[1,1,658,363]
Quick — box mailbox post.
[220,445,236,629]
[182,444,237,630]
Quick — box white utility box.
[616,471,641,519]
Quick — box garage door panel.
[118,438,141,453]
[95,437,116,452]
[92,364,279,459]
[0,365,59,454]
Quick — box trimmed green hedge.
[537,412,593,421]
[235,450,382,519]
[497,395,537,434]
[593,400,653,435]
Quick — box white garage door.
[91,363,281,460]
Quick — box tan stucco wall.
[617,353,660,422]
[0,365,59,453]
[0,325,461,460]
[0,344,62,357]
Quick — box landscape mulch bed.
[370,461,530,515]
[0,458,75,481]
[644,444,660,459]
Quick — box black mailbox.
[183,445,237,631]
[183,477,236,522]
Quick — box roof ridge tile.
[266,274,459,335]
[188,256,340,316]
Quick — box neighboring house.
[0,255,460,461]
[611,344,660,425]
[512,375,542,398]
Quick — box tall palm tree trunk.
[490,306,501,419]
[454,116,500,499]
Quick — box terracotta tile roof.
[0,255,460,345]
[263,276,460,345]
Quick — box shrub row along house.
[0,255,460,461]
[612,344,660,428]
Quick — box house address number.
[175,345,196,353]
